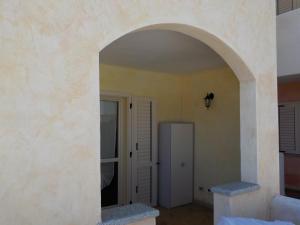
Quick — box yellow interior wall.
[181,67,240,204]
[100,64,184,122]
[100,64,240,205]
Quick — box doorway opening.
[100,93,157,207]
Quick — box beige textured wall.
[100,64,240,206]
[0,1,278,225]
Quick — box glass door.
[100,100,120,207]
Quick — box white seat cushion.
[271,195,300,225]
[218,217,294,225]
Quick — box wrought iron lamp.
[204,92,214,109]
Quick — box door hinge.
[136,143,139,150]
[130,152,132,158]
[136,186,139,193]
[130,103,132,109]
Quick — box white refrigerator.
[158,122,194,208]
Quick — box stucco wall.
[278,81,300,102]
[284,154,300,190]
[100,64,240,206]
[0,1,278,225]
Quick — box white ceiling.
[99,30,226,74]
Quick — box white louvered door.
[130,97,157,206]
[279,103,300,154]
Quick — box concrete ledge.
[211,182,260,197]
[99,203,159,225]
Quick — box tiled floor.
[156,203,213,225]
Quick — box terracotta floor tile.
[156,203,213,225]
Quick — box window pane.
[101,162,118,207]
[101,100,118,159]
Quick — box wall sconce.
[204,92,214,109]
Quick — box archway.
[99,22,258,181]
[98,23,259,224]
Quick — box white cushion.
[218,217,294,225]
[271,195,300,225]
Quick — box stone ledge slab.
[211,182,260,197]
[99,203,159,225]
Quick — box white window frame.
[100,93,127,207]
